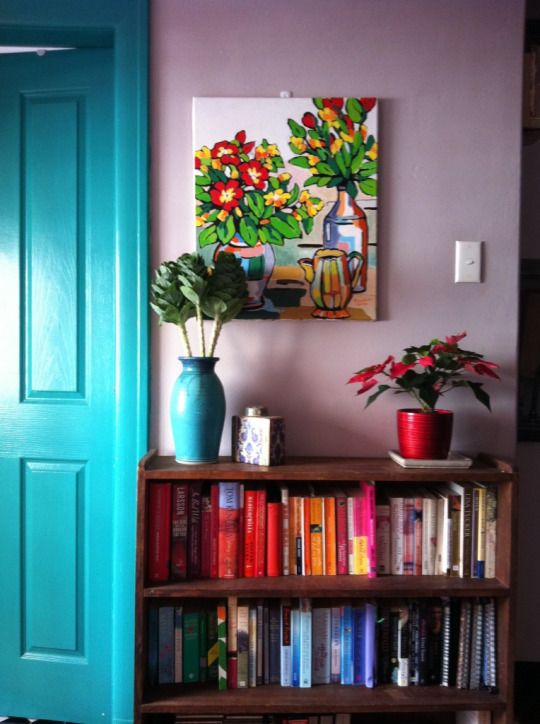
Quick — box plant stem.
[178,323,192,357]
[209,317,223,357]
[196,304,206,357]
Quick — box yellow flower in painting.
[234,207,243,217]
[360,124,368,142]
[290,136,307,153]
[299,191,311,204]
[308,137,325,150]
[319,107,339,126]
[305,197,324,218]
[292,210,301,220]
[211,159,223,171]
[307,155,319,166]
[217,209,229,222]
[229,166,240,179]
[263,188,291,208]
[309,167,319,175]
[278,172,291,182]
[330,137,343,154]
[255,143,279,160]
[195,212,210,227]
[340,130,355,143]
[195,145,212,167]
[366,142,378,161]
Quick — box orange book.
[310,497,324,575]
[303,497,312,576]
[324,496,337,575]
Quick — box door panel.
[0,48,115,722]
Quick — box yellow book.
[310,497,324,575]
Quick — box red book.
[255,488,266,577]
[210,483,219,578]
[188,482,202,578]
[147,482,172,583]
[266,502,282,576]
[170,482,189,580]
[335,493,348,575]
[243,489,257,577]
[201,492,212,578]
[218,482,240,579]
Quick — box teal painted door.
[0,48,118,721]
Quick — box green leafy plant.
[151,252,247,357]
[287,97,378,198]
[348,332,500,412]
[195,131,324,248]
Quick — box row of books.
[146,480,377,582]
[378,482,498,578]
[147,480,498,583]
[148,596,497,692]
[162,717,352,724]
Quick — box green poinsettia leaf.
[465,381,491,410]
[366,384,390,407]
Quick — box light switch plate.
[455,240,483,283]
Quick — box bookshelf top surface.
[140,451,515,482]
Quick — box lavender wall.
[150,0,524,459]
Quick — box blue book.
[269,602,281,684]
[291,607,301,687]
[340,605,354,685]
[353,605,366,685]
[299,598,312,688]
[364,601,377,688]
[158,606,175,684]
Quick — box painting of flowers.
[193,97,378,320]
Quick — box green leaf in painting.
[335,152,348,178]
[346,98,365,123]
[304,176,320,187]
[346,179,358,198]
[217,216,235,243]
[302,216,314,235]
[313,97,324,109]
[269,176,280,190]
[359,160,378,178]
[195,173,211,186]
[359,178,378,196]
[289,156,311,169]
[287,118,306,138]
[350,151,365,175]
[195,189,211,203]
[327,176,343,188]
[198,225,218,248]
[270,216,298,239]
[316,162,335,176]
[239,217,259,246]
[317,176,332,187]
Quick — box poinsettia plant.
[287,97,378,198]
[195,131,324,248]
[348,332,500,412]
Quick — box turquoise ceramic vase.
[170,357,226,464]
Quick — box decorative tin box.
[232,406,285,466]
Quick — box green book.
[207,607,219,682]
[183,610,200,683]
[217,602,227,690]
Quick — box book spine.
[340,605,354,685]
[263,603,270,685]
[199,607,208,683]
[291,606,301,687]
[402,498,414,575]
[421,498,436,576]
[377,604,391,684]
[281,485,290,576]
[347,496,355,575]
[324,496,337,575]
[266,502,282,576]
[476,487,487,579]
[364,601,377,688]
[236,603,249,688]
[310,497,324,576]
[147,606,159,686]
[336,495,348,575]
[485,486,497,579]
[288,495,297,576]
[255,489,267,577]
[413,496,423,577]
[299,598,312,687]
[207,607,218,682]
[256,601,264,685]
[449,494,461,577]
[363,482,377,578]
[293,496,303,575]
[389,606,400,684]
[269,602,281,684]
[376,503,391,575]
[210,483,219,578]
[174,606,183,683]
[435,494,448,575]
[243,489,257,577]
[248,605,257,687]
[330,605,341,683]
[462,486,473,578]
[303,496,312,576]
[183,610,200,684]
[397,604,410,686]
[188,482,202,579]
[353,604,365,685]
[312,606,331,685]
[218,482,240,579]
[147,482,172,583]
[390,497,404,575]
[227,596,238,688]
[353,493,368,575]
[158,606,175,684]
[426,600,442,685]
[469,599,484,689]
[280,599,292,686]
[217,603,227,690]
[200,493,212,578]
[237,483,245,578]
[171,483,189,580]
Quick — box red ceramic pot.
[397,409,453,460]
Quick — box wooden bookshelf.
[134,451,517,724]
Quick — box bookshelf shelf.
[135,451,517,724]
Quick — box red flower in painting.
[235,130,255,155]
[209,180,243,211]
[323,97,344,110]
[211,140,241,165]
[360,97,376,112]
[302,112,317,129]
[239,160,269,190]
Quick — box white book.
[346,496,355,574]
[389,496,404,575]
[421,494,437,575]
[312,606,331,685]
[330,605,341,683]
[299,598,312,687]
[397,604,409,687]
[434,489,449,575]
[485,486,497,579]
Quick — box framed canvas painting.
[194,97,378,320]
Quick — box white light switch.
[455,240,483,283]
